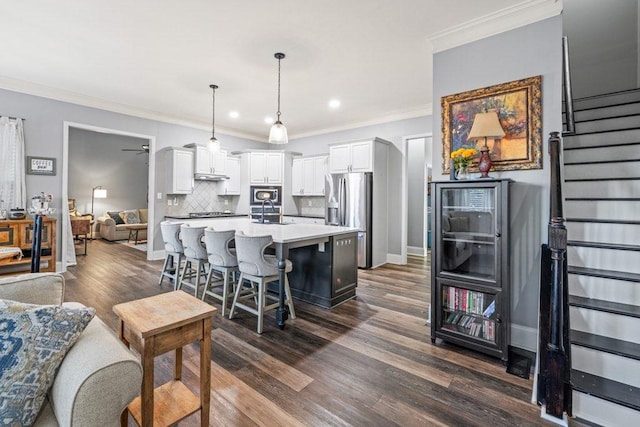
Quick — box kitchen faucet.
[260,199,275,223]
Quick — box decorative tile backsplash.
[166,181,238,215]
[294,196,325,217]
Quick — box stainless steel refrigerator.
[325,172,373,268]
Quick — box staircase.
[563,89,640,426]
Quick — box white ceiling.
[0,0,558,141]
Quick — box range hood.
[194,173,228,181]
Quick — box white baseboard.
[407,246,426,256]
[386,253,405,265]
[511,323,538,353]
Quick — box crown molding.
[427,0,563,53]
[289,104,432,141]
[0,76,265,142]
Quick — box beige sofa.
[97,208,148,241]
[0,273,142,426]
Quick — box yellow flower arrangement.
[450,147,478,168]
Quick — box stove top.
[189,211,233,218]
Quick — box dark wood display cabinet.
[430,179,511,361]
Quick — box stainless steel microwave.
[250,186,281,205]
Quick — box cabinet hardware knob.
[495,233,501,238]
[496,317,502,323]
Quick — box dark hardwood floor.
[64,239,558,426]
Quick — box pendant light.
[268,52,288,144]
[208,84,220,151]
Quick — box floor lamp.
[91,186,107,239]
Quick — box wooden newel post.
[544,131,571,418]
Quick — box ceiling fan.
[121,144,149,155]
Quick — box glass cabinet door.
[439,186,497,281]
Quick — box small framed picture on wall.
[26,156,57,175]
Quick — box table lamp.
[467,111,506,178]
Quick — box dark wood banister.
[537,131,572,419]
[563,36,576,135]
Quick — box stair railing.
[537,131,572,420]
[563,36,576,135]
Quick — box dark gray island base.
[285,232,358,308]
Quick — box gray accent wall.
[564,0,638,98]
[68,128,149,217]
[288,115,432,257]
[0,87,264,255]
[432,16,563,351]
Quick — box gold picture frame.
[441,75,542,174]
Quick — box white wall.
[287,115,432,257]
[433,16,563,351]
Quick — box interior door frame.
[401,133,432,264]
[61,121,156,270]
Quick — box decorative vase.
[478,147,492,178]
[455,165,470,180]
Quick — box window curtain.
[0,117,26,210]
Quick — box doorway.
[402,134,432,262]
[62,122,156,269]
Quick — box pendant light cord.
[276,55,281,121]
[211,84,216,140]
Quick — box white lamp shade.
[268,121,288,144]
[467,111,506,140]
[93,188,107,199]
[207,139,221,152]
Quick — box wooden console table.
[0,217,57,274]
[113,291,216,427]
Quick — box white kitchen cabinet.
[217,156,241,195]
[329,140,373,173]
[312,156,327,195]
[291,155,327,196]
[291,158,304,196]
[166,147,194,194]
[186,143,227,177]
[250,151,283,184]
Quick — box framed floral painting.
[441,75,542,174]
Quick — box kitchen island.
[165,217,359,328]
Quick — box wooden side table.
[113,291,216,427]
[70,217,91,255]
[125,224,147,245]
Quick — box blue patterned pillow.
[119,210,140,225]
[0,300,95,425]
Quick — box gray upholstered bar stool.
[159,221,184,290]
[229,233,296,334]
[201,228,239,316]
[178,224,208,298]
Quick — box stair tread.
[568,241,640,252]
[569,295,640,317]
[568,266,640,283]
[572,369,640,411]
[571,330,640,361]
[563,140,640,151]
[565,158,640,165]
[567,218,640,225]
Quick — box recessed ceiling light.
[264,116,274,124]
[329,99,341,109]
[229,111,239,119]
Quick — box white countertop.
[165,217,359,244]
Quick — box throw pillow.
[0,300,95,425]
[139,208,148,224]
[107,211,125,225]
[119,210,140,225]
